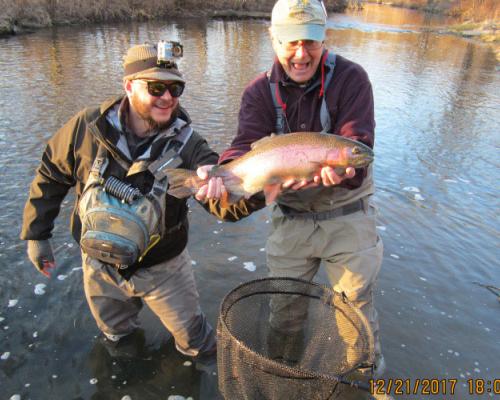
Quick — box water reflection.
[0,5,499,399]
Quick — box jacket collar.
[89,96,192,163]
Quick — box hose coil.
[104,176,142,203]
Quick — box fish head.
[326,139,374,168]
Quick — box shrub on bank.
[0,0,348,35]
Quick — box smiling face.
[124,79,180,135]
[271,33,325,84]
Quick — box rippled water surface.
[1,4,499,399]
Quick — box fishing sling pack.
[78,124,193,267]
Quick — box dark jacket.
[20,97,218,268]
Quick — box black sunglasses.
[139,80,185,98]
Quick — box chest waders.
[78,125,193,269]
[269,52,366,220]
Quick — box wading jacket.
[219,52,376,213]
[20,97,218,269]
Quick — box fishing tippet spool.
[103,176,142,204]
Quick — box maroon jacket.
[219,51,375,190]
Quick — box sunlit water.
[0,4,498,399]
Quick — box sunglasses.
[278,39,324,52]
[137,80,185,98]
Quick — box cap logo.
[289,10,314,22]
[287,0,316,23]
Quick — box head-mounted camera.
[157,40,183,69]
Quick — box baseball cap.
[271,0,327,44]
[122,43,185,83]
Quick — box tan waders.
[267,199,383,370]
[83,249,216,357]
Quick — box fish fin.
[165,168,203,199]
[219,190,245,208]
[220,191,229,208]
[228,191,246,205]
[263,183,282,205]
[250,134,275,150]
[334,167,346,176]
[309,160,323,170]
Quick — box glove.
[27,239,56,277]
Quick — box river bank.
[1,1,497,59]
[0,10,269,37]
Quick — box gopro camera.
[157,40,183,68]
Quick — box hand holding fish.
[282,166,356,189]
[195,165,226,202]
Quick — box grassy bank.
[0,0,348,36]
[368,0,498,21]
[366,0,498,57]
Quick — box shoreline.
[1,6,498,57]
[0,9,271,37]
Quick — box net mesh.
[217,278,374,400]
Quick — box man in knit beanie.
[21,41,220,368]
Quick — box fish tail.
[165,168,203,199]
[210,166,248,205]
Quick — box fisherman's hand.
[315,166,356,187]
[282,178,319,191]
[195,165,226,202]
[27,239,56,278]
[282,166,356,191]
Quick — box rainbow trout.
[166,132,374,205]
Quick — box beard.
[129,92,179,132]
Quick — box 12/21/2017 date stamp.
[370,378,500,396]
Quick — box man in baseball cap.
[212,0,386,382]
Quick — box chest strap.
[268,51,336,134]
